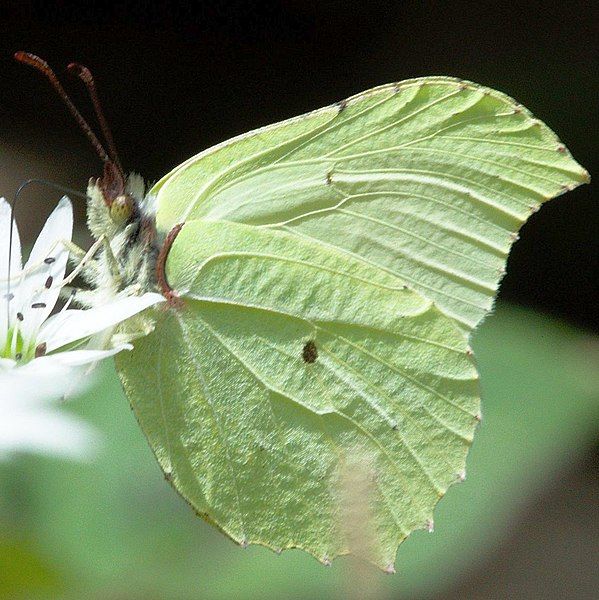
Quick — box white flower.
[0,195,164,460]
[0,195,163,386]
[0,367,100,461]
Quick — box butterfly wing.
[151,77,588,330]
[116,77,587,568]
[118,220,479,568]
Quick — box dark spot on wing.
[302,340,318,364]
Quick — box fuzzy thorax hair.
[80,173,160,308]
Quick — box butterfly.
[16,52,589,570]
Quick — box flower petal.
[0,198,22,342]
[18,197,73,342]
[40,292,164,352]
[1,360,82,402]
[1,364,100,461]
[0,357,17,370]
[24,196,73,271]
[0,406,101,461]
[0,197,22,278]
[29,345,132,368]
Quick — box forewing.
[117,220,479,568]
[152,77,588,330]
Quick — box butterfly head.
[86,160,156,256]
[86,160,141,238]
[99,162,137,225]
[110,194,136,225]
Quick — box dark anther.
[31,302,47,309]
[15,352,22,360]
[45,276,53,289]
[4,293,14,301]
[35,342,47,358]
[44,257,55,264]
[16,312,24,321]
[337,99,348,113]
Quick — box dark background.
[0,3,597,599]
[0,0,596,331]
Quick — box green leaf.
[117,77,588,567]
[0,538,63,599]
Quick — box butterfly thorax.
[80,171,160,307]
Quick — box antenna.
[67,62,124,174]
[14,51,110,164]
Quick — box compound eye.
[110,194,135,224]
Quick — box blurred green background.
[1,2,597,598]
[1,304,597,599]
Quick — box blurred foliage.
[1,302,597,599]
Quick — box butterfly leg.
[156,222,184,307]
[58,236,107,289]
[61,239,88,260]
[52,236,121,303]
[98,235,123,290]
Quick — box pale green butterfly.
[17,52,589,570]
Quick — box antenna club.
[14,51,50,71]
[67,62,93,84]
[66,61,124,174]
[14,50,111,165]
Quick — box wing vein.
[323,87,463,158]
[177,316,249,541]
[338,207,500,275]
[316,323,478,424]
